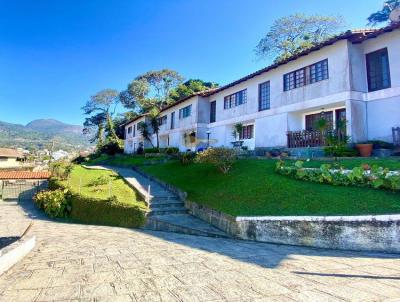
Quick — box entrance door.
[335,109,346,128]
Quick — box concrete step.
[147,206,188,216]
[151,196,180,201]
[144,214,230,238]
[150,201,184,209]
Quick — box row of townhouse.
[124,23,400,154]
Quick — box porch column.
[345,100,367,143]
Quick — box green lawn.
[87,154,166,167]
[142,159,400,217]
[62,165,146,209]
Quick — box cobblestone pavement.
[1,201,400,302]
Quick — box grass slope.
[62,165,146,209]
[87,154,165,167]
[142,159,400,217]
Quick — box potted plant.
[356,142,373,157]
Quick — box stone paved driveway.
[1,201,400,302]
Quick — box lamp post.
[206,131,211,148]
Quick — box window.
[224,89,247,109]
[171,111,175,129]
[258,81,270,111]
[366,48,391,92]
[310,59,329,83]
[158,115,167,126]
[127,126,132,135]
[239,125,253,140]
[210,101,216,123]
[284,59,328,91]
[305,111,333,131]
[133,124,136,137]
[179,105,192,119]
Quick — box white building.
[124,23,400,154]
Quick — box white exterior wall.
[0,158,20,168]
[354,30,400,142]
[124,28,400,153]
[207,41,352,148]
[153,96,202,151]
[124,116,147,153]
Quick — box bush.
[276,160,400,191]
[164,147,179,154]
[136,145,144,154]
[178,151,196,165]
[144,147,160,154]
[99,140,124,155]
[324,133,357,157]
[368,140,394,149]
[196,148,237,174]
[33,189,71,218]
[50,161,74,180]
[72,155,88,164]
[324,145,358,157]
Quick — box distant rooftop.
[0,148,23,158]
[0,171,50,180]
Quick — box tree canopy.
[82,89,120,147]
[169,79,219,102]
[255,14,345,62]
[368,0,400,25]
[120,69,183,112]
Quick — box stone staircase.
[105,166,229,238]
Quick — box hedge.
[48,179,146,228]
[69,193,145,228]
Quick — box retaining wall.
[135,166,400,253]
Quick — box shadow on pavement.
[138,228,400,272]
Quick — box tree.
[82,89,120,149]
[137,122,153,147]
[368,0,400,25]
[255,14,345,62]
[148,108,161,149]
[169,79,219,102]
[113,112,139,140]
[121,69,183,112]
[83,113,107,147]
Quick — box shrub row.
[276,160,400,191]
[69,194,145,228]
[38,179,146,228]
[144,147,179,154]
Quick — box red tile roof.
[0,171,51,180]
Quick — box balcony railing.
[287,130,327,148]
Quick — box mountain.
[26,119,82,135]
[0,119,91,151]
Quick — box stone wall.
[186,200,400,253]
[235,215,400,253]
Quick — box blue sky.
[0,0,382,126]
